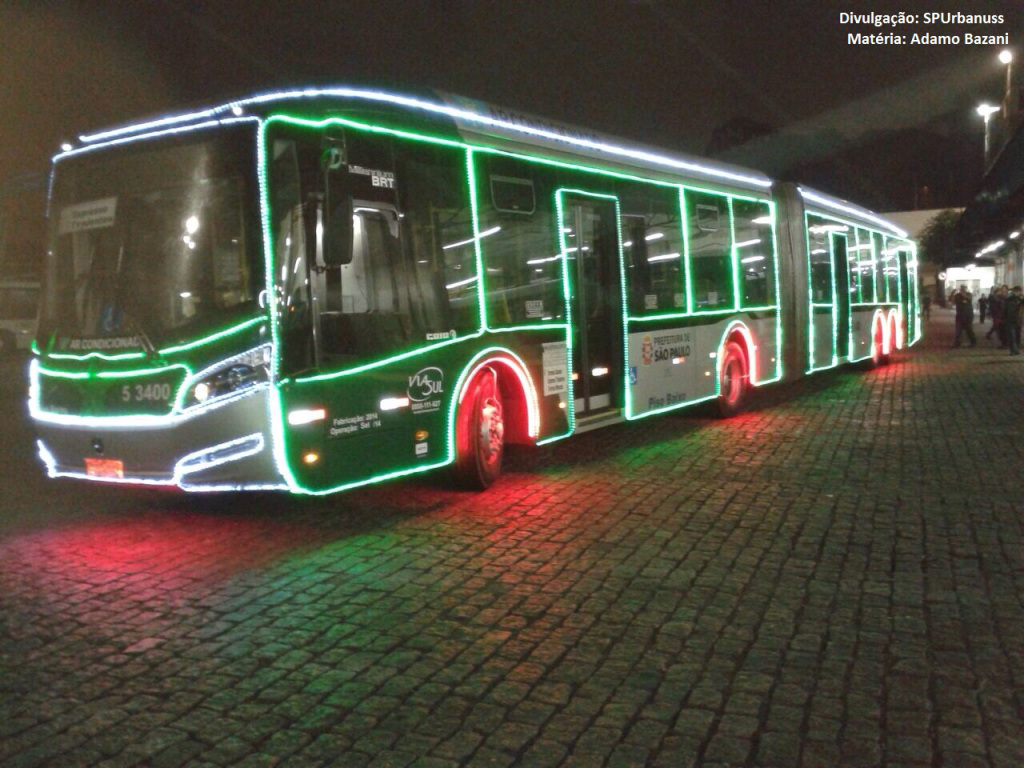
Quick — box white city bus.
[31,87,920,493]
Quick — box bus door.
[832,232,851,359]
[896,247,913,343]
[560,194,623,416]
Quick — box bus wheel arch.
[715,324,755,418]
[868,311,888,367]
[888,309,901,351]
[451,352,538,489]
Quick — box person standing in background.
[952,287,977,348]
[1004,286,1023,355]
[986,286,1007,347]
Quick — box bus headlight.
[194,381,212,402]
[189,364,267,405]
[185,347,271,407]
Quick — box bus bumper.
[32,388,286,491]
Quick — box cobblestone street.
[1,309,1022,767]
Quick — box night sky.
[2,0,1023,226]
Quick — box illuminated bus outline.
[31,87,920,494]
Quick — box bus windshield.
[42,126,262,353]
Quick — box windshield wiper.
[117,309,158,358]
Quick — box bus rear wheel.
[716,341,748,418]
[453,367,504,489]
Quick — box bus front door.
[560,194,623,416]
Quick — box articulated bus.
[31,87,920,493]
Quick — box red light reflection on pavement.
[1,512,323,606]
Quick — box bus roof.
[798,185,909,238]
[71,86,773,193]
[63,86,907,236]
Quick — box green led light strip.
[680,188,695,315]
[761,200,784,385]
[466,149,489,331]
[728,198,741,314]
[43,316,265,362]
[160,317,266,355]
[293,333,482,384]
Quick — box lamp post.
[1000,49,1017,132]
[978,103,1001,169]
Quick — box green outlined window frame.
[732,197,778,312]
[261,116,487,386]
[804,212,842,373]
[682,188,735,315]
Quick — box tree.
[916,209,960,268]
[916,209,963,306]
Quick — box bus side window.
[733,199,776,309]
[269,137,314,373]
[320,208,408,358]
[807,218,832,303]
[872,232,885,302]
[884,238,901,302]
[476,155,562,327]
[685,191,733,311]
[395,143,477,335]
[317,136,476,365]
[619,184,686,315]
[622,215,650,315]
[849,228,871,303]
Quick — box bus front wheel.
[716,341,748,418]
[453,367,505,489]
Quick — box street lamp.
[978,103,1001,167]
[1000,50,1017,132]
[1000,49,1013,85]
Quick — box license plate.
[85,458,124,479]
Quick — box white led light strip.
[63,117,258,158]
[77,87,772,189]
[37,434,286,493]
[29,359,270,429]
[799,188,907,238]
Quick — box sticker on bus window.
[348,165,395,189]
[525,300,544,318]
[542,342,568,396]
[644,294,657,310]
[674,293,684,308]
[58,198,117,234]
